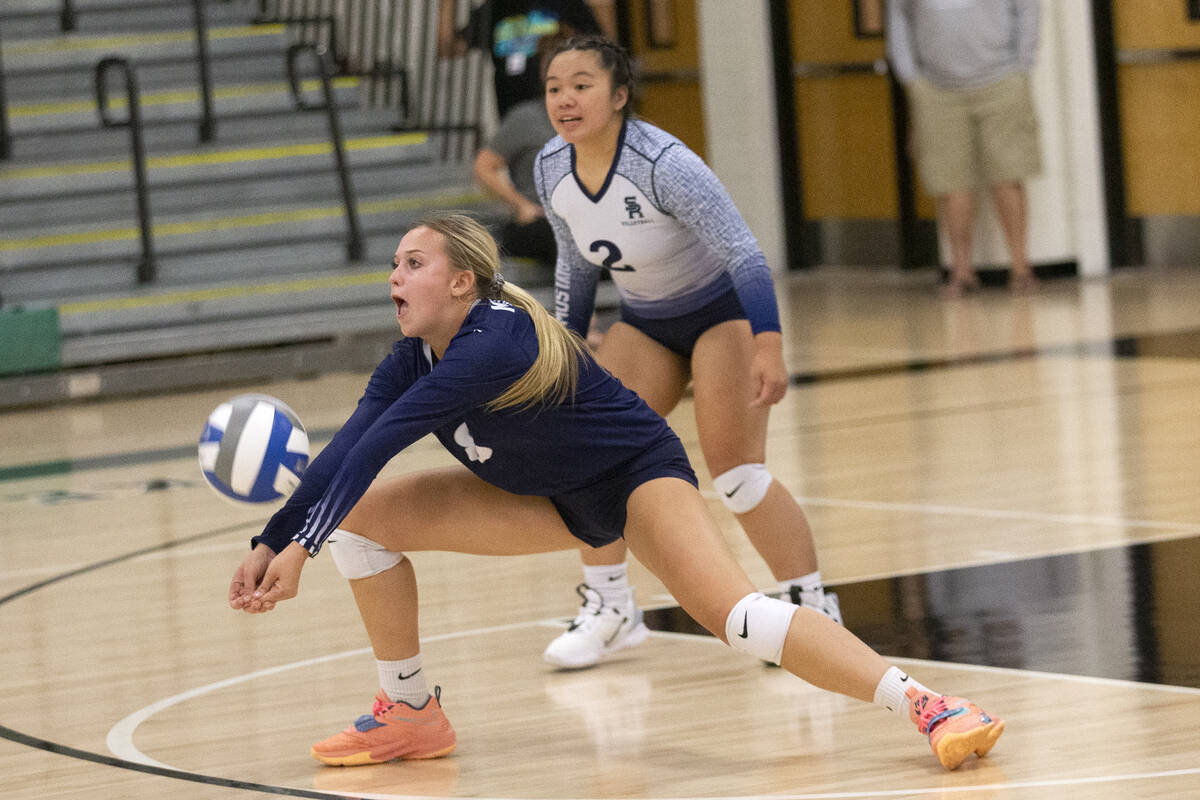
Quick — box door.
[776,0,935,268]
[620,0,706,158]
[1107,0,1200,266]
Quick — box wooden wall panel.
[1119,65,1200,215]
[795,76,897,219]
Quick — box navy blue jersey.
[254,300,689,555]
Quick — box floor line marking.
[106,618,558,766]
[106,639,1200,800]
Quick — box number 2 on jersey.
[589,240,635,272]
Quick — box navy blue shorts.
[620,288,747,359]
[550,435,697,548]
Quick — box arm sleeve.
[536,156,599,336]
[1014,0,1041,71]
[654,145,781,335]
[252,351,411,554]
[284,330,527,556]
[488,113,523,162]
[886,0,918,85]
[489,103,545,163]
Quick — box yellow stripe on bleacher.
[7,77,361,118]
[4,24,286,56]
[60,270,392,315]
[0,133,425,180]
[0,190,485,251]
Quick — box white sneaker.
[764,588,844,667]
[788,586,843,626]
[542,584,650,669]
[813,591,842,625]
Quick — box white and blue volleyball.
[198,394,309,504]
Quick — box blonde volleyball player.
[535,35,837,670]
[227,212,1004,771]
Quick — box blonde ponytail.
[488,280,587,411]
[414,212,587,411]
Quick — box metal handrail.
[60,0,77,32]
[191,0,217,142]
[286,43,364,261]
[0,29,10,161]
[260,0,483,161]
[95,57,157,285]
[257,13,342,68]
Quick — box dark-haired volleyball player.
[534,35,839,670]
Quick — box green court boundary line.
[0,339,1128,485]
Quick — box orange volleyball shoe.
[311,687,456,766]
[907,687,1004,770]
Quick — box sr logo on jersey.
[621,195,651,226]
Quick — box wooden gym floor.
[2,266,1199,799]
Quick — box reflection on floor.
[644,323,1200,692]
[645,535,1200,690]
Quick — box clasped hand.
[228,541,308,613]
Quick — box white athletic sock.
[780,570,826,606]
[873,666,933,718]
[377,655,430,706]
[582,562,632,607]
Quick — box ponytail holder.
[490,272,507,299]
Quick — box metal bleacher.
[0,0,597,408]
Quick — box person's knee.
[327,529,406,579]
[712,463,772,514]
[724,592,797,664]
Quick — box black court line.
[0,723,367,800]
[0,521,373,800]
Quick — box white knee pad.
[712,463,773,514]
[724,592,798,665]
[326,529,405,580]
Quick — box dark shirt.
[461,0,601,117]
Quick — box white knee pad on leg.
[712,463,772,514]
[725,592,798,665]
[326,529,405,579]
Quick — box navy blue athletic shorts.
[619,287,747,359]
[550,435,697,547]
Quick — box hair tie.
[490,272,507,299]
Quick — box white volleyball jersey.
[534,120,780,337]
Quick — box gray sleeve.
[488,103,545,162]
[886,0,918,85]
[1013,0,1041,71]
[654,145,780,334]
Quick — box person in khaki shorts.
[887,0,1042,296]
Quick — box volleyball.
[197,394,309,504]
